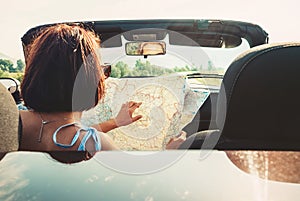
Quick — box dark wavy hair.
[21,24,105,112]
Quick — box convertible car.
[0,19,299,200]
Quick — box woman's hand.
[93,101,142,133]
[114,101,143,127]
[166,131,187,149]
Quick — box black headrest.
[216,43,300,149]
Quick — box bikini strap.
[77,127,101,151]
[52,123,101,151]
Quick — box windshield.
[100,33,250,88]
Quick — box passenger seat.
[180,42,300,150]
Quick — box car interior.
[2,20,299,152]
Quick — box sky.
[0,0,299,60]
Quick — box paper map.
[82,74,210,150]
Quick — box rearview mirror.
[125,41,166,56]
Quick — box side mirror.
[101,64,111,79]
[125,41,166,56]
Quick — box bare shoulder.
[19,110,33,119]
[19,110,38,127]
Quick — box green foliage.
[0,59,13,72]
[115,61,130,77]
[174,65,199,72]
[16,59,25,72]
[0,69,4,77]
[0,69,9,78]
[10,73,24,82]
[111,66,121,78]
[132,59,174,77]
[110,59,201,78]
[0,72,24,82]
[0,58,26,76]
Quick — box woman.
[19,23,120,152]
[19,23,185,152]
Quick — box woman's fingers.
[129,102,142,122]
[128,101,135,107]
[128,101,142,114]
[132,115,143,122]
[166,131,187,149]
[115,101,143,127]
[128,101,142,108]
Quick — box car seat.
[180,42,300,150]
[0,83,19,152]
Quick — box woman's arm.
[92,119,118,133]
[92,101,142,133]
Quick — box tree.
[16,59,25,72]
[110,65,121,78]
[115,61,129,77]
[0,59,13,72]
[111,59,177,78]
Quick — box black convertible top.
[21,19,268,48]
